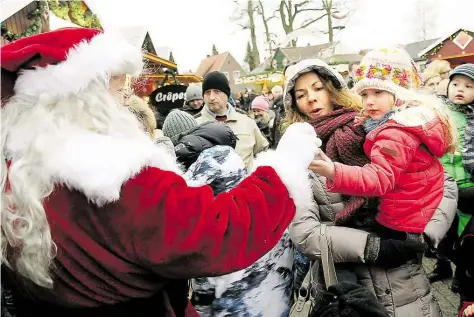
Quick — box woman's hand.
[365,233,427,268]
[309,151,335,180]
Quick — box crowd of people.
[1,27,473,317]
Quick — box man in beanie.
[196,71,269,170]
[181,85,204,116]
[1,28,322,317]
[250,96,277,147]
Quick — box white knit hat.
[353,47,423,98]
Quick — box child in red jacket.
[310,47,456,238]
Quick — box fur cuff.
[252,150,313,215]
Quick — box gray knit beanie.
[186,85,203,102]
[162,110,198,144]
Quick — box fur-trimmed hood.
[283,59,346,111]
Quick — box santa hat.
[1,27,143,103]
[353,47,423,98]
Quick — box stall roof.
[418,27,472,57]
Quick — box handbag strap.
[320,224,338,288]
[311,172,335,220]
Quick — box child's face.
[360,89,395,120]
[448,75,474,105]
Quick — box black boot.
[424,247,437,259]
[428,259,453,283]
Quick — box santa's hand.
[464,304,474,317]
[276,122,322,169]
[309,151,335,180]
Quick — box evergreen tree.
[212,44,219,55]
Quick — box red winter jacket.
[327,106,448,233]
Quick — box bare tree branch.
[298,7,325,13]
[284,0,290,13]
[299,13,328,29]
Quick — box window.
[233,71,240,83]
[223,72,230,80]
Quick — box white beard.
[38,129,183,206]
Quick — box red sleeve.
[121,166,295,279]
[327,129,418,197]
[460,302,474,317]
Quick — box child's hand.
[354,109,369,127]
[309,151,335,180]
[463,303,474,317]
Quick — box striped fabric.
[463,105,474,173]
[451,64,474,82]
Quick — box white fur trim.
[42,130,182,206]
[391,104,437,127]
[252,150,313,215]
[14,31,143,101]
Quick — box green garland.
[47,0,68,19]
[1,1,46,42]
[48,0,101,29]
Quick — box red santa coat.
[5,130,307,317]
[327,106,448,233]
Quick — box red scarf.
[310,108,371,224]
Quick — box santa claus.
[1,28,320,316]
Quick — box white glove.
[276,122,322,170]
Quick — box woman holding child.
[283,50,458,317]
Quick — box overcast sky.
[87,0,474,72]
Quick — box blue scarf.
[363,111,395,133]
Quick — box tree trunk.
[327,13,333,42]
[324,0,334,43]
[258,1,273,55]
[247,0,260,66]
[279,0,297,47]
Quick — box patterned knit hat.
[353,47,422,98]
[162,110,198,144]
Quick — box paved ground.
[423,257,460,317]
